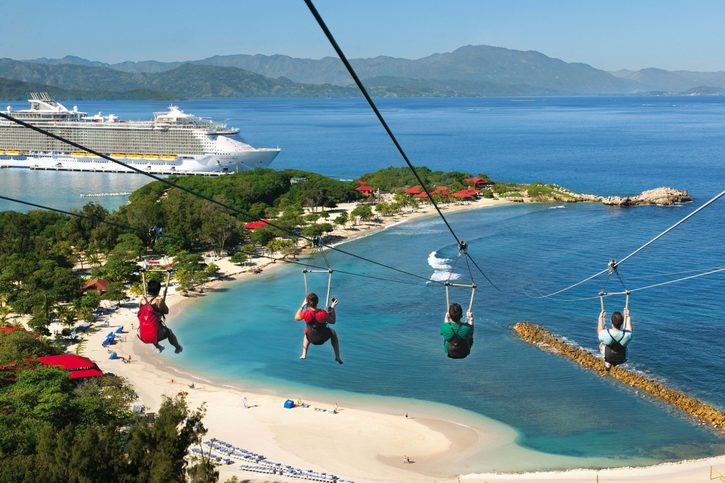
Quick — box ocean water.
[1,96,723,467]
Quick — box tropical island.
[0,166,711,482]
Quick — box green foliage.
[304,213,321,223]
[102,281,127,307]
[198,202,243,256]
[173,252,209,293]
[229,252,247,265]
[301,223,333,239]
[334,212,348,226]
[350,205,374,224]
[0,330,60,366]
[94,254,138,284]
[250,226,277,247]
[0,331,211,482]
[110,233,146,260]
[360,166,475,192]
[266,238,299,258]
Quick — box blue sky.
[2,0,724,71]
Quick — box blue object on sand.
[283,399,295,409]
[115,326,123,333]
[109,352,119,360]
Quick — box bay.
[1,96,723,468]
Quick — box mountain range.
[2,45,724,99]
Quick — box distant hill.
[9,44,725,98]
[610,67,725,93]
[0,60,356,99]
[0,77,172,100]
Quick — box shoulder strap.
[610,329,625,343]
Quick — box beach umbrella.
[244,220,269,230]
[354,185,374,192]
[404,185,422,195]
[415,192,429,199]
[356,179,367,185]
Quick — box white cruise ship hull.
[0,148,280,174]
[0,94,281,175]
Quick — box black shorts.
[306,326,332,345]
[156,323,170,342]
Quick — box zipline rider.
[440,303,474,359]
[597,297,633,371]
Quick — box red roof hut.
[37,354,104,380]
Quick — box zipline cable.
[553,266,725,302]
[0,194,145,235]
[0,192,428,289]
[303,0,499,290]
[533,189,724,299]
[0,110,438,285]
[605,266,725,296]
[257,254,425,287]
[616,190,724,267]
[622,265,725,280]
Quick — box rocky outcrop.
[600,187,692,207]
[513,322,725,434]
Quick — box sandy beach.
[79,198,725,483]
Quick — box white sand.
[79,198,725,482]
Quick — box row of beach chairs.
[202,438,353,483]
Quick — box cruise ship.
[0,93,280,174]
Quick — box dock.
[513,322,725,434]
[80,192,132,198]
[24,166,228,176]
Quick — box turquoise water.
[172,201,723,469]
[1,96,723,467]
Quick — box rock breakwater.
[513,322,725,434]
[600,187,692,207]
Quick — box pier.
[80,192,132,198]
[27,166,228,176]
[513,322,725,434]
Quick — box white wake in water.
[428,251,460,282]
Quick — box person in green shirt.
[439,302,474,359]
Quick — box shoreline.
[81,198,725,482]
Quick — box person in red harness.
[294,292,342,364]
[139,280,183,354]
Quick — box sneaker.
[157,345,165,353]
[175,346,183,354]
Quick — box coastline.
[81,198,725,482]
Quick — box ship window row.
[0,126,206,154]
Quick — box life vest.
[604,329,627,365]
[138,297,161,344]
[447,323,471,359]
[302,308,332,345]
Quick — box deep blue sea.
[1,96,723,469]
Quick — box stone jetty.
[600,187,692,207]
[513,322,725,434]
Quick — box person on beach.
[138,279,183,354]
[294,292,342,364]
[597,306,633,370]
[440,302,474,359]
